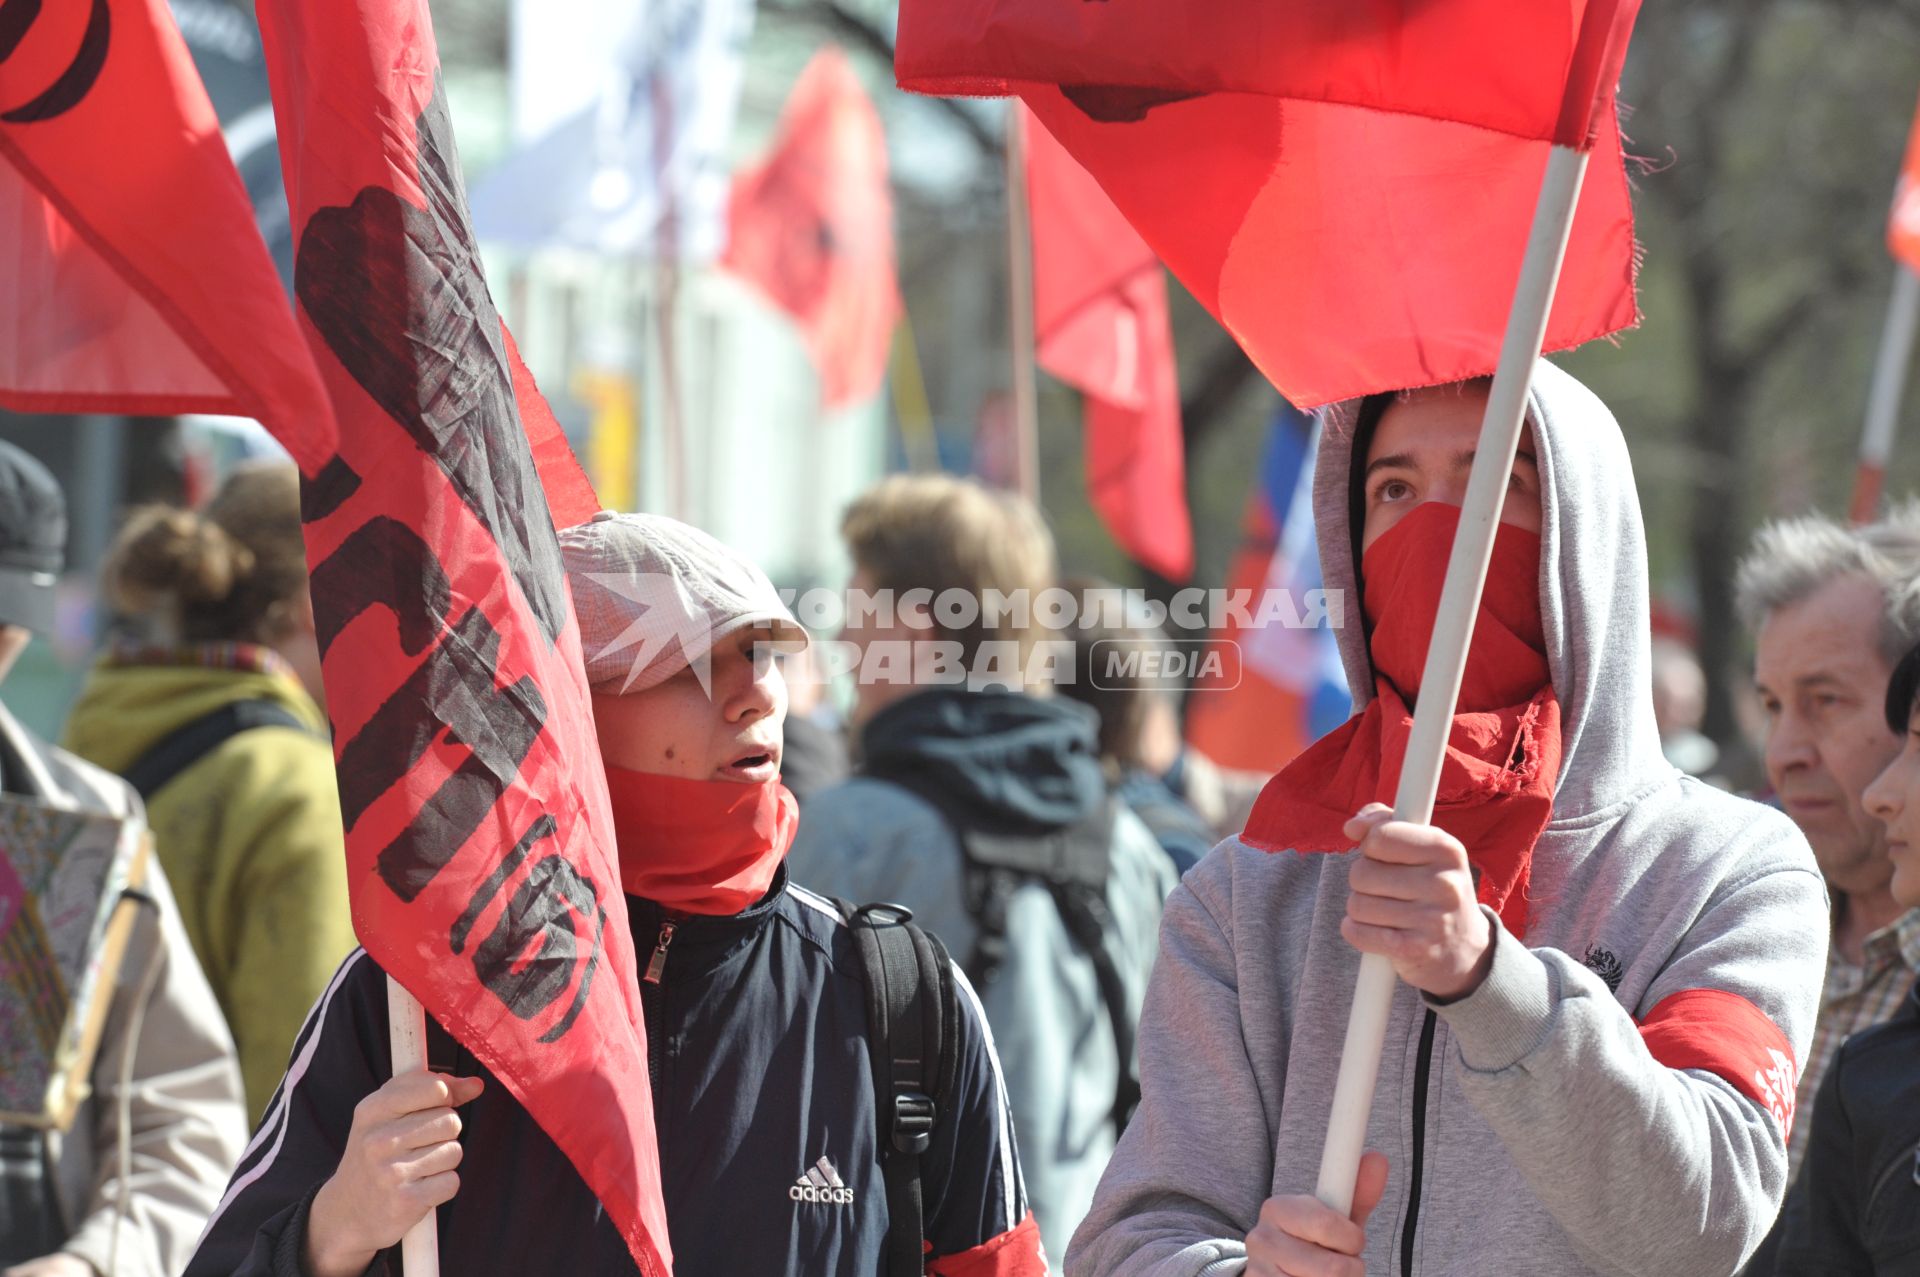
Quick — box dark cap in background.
[0,441,65,633]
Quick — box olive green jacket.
[64,649,353,1126]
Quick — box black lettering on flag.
[291,78,567,645]
[300,455,364,524]
[0,0,110,124]
[308,516,451,660]
[449,813,556,955]
[352,607,546,898]
[472,852,605,1040]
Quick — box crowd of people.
[2,359,1918,1274]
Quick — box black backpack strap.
[1047,880,1140,1130]
[886,780,1144,1136]
[121,700,314,800]
[837,899,958,1277]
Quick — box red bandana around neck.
[1243,501,1563,937]
[606,767,799,915]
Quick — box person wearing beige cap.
[188,512,1048,1277]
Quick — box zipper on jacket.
[1399,1010,1438,1277]
[643,918,679,985]
[640,916,681,1101]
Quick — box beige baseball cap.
[560,511,808,694]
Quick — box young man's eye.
[1374,478,1413,504]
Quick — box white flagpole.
[1313,140,1593,1214]
[1849,264,1920,524]
[388,976,441,1274]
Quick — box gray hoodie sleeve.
[1430,860,1828,1277]
[1063,876,1260,1277]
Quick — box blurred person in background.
[789,475,1177,1260]
[1651,634,1721,780]
[1054,575,1216,875]
[62,464,353,1127]
[1163,743,1265,846]
[770,638,849,806]
[1760,635,1920,1273]
[0,441,246,1277]
[1739,504,1920,1179]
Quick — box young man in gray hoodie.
[1066,362,1828,1277]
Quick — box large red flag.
[0,0,334,472]
[1890,91,1920,270]
[255,1,667,1273]
[724,48,898,409]
[1024,107,1191,580]
[898,1,1641,408]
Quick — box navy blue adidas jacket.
[185,869,1046,1275]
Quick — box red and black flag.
[0,0,334,471]
[255,0,667,1272]
[723,48,898,410]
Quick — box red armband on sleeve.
[1637,988,1798,1137]
[927,1211,1050,1277]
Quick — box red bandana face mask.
[1243,501,1563,937]
[605,767,799,915]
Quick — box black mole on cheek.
[664,746,676,760]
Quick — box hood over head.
[857,687,1106,834]
[1313,360,1666,819]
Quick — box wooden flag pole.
[387,976,441,1274]
[1849,264,1920,524]
[1006,108,1041,502]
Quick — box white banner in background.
[474,0,756,262]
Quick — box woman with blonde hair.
[64,463,352,1126]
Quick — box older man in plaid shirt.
[1741,504,1920,1177]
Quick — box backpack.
[121,700,317,800]
[835,899,962,1277]
[863,775,1142,1133]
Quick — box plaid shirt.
[1786,906,1920,1176]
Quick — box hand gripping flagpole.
[1848,264,1920,524]
[1313,0,1637,1218]
[388,978,441,1274]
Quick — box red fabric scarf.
[606,768,799,915]
[1243,502,1562,937]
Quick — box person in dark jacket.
[185,512,1047,1277]
[788,477,1176,1261]
[1765,637,1920,1273]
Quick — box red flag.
[724,48,898,409]
[1024,107,1191,580]
[898,1,1641,409]
[1890,91,1920,271]
[255,1,667,1273]
[0,0,334,472]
